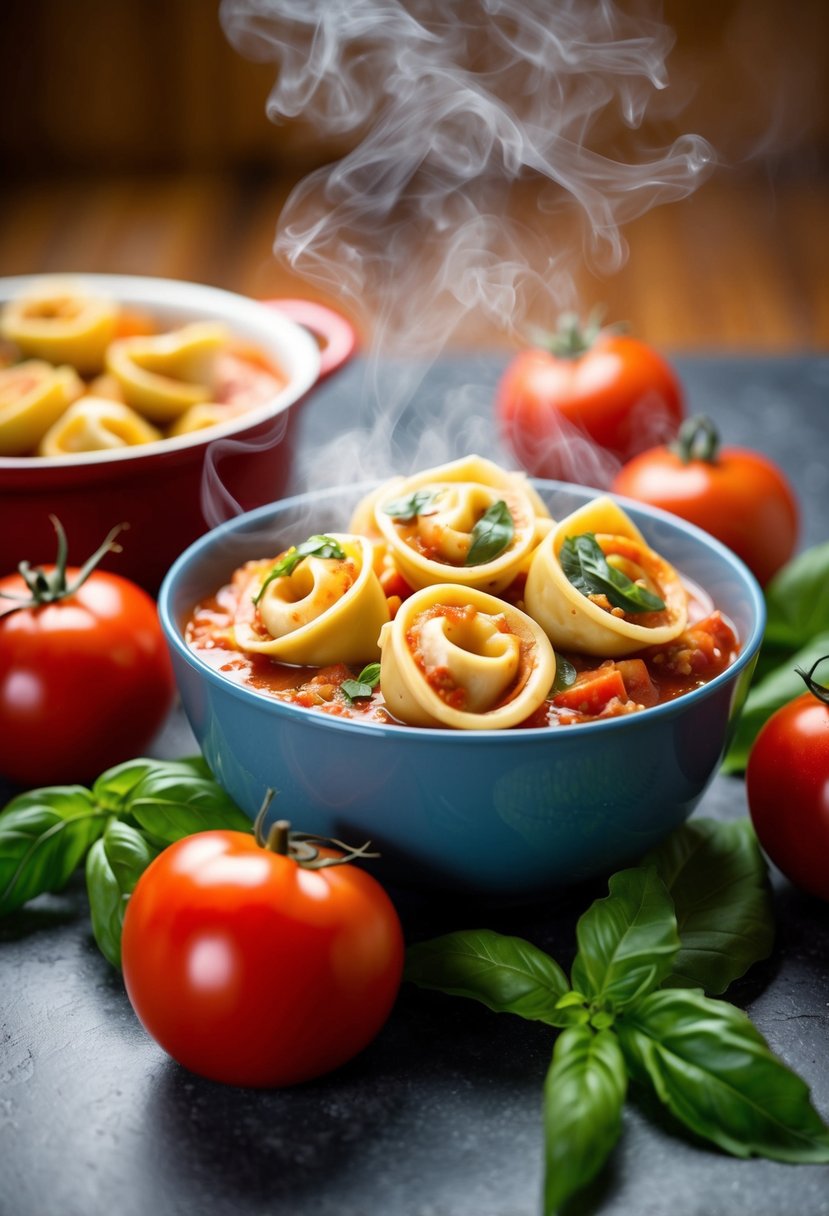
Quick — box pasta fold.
[1,282,118,374]
[37,396,162,456]
[0,360,84,456]
[524,496,688,657]
[379,583,556,729]
[106,322,227,422]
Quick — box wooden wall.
[2,0,827,176]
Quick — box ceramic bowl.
[158,481,765,900]
[0,275,355,592]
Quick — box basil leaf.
[551,654,577,693]
[543,1026,627,1215]
[618,988,829,1163]
[571,867,680,1010]
[405,928,570,1026]
[560,533,666,614]
[92,756,211,813]
[645,818,773,993]
[722,637,829,773]
[128,772,251,844]
[465,500,515,566]
[0,788,109,916]
[253,534,346,604]
[341,662,382,704]
[86,821,158,968]
[382,488,440,521]
[763,540,829,653]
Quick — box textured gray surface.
[1,354,828,1216]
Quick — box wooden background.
[1,0,827,351]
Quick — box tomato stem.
[251,789,380,869]
[0,517,128,607]
[535,306,607,359]
[671,415,721,465]
[795,656,829,707]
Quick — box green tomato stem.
[795,656,829,707]
[671,415,721,465]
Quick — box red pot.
[0,276,356,592]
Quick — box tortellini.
[524,496,688,657]
[379,584,556,729]
[0,281,118,375]
[105,322,227,423]
[234,533,390,666]
[0,361,84,456]
[373,454,547,593]
[37,397,162,456]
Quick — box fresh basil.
[253,535,346,604]
[618,988,829,1163]
[570,866,680,1010]
[645,817,773,993]
[560,533,666,614]
[86,820,158,968]
[341,662,382,704]
[551,654,577,693]
[762,540,829,655]
[405,928,569,1026]
[0,788,109,916]
[723,637,829,773]
[465,500,515,566]
[543,1026,627,1215]
[127,771,251,844]
[91,755,211,814]
[382,488,440,521]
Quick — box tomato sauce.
[184,574,739,730]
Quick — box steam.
[218,0,714,490]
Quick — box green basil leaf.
[551,654,577,693]
[543,1026,627,1215]
[405,928,570,1026]
[253,534,346,604]
[0,788,109,916]
[464,500,515,566]
[381,488,440,520]
[722,636,829,773]
[341,662,382,704]
[560,533,666,614]
[571,867,680,1010]
[86,821,158,969]
[762,541,829,653]
[645,818,773,993]
[618,988,829,1163]
[92,756,211,813]
[128,772,251,844]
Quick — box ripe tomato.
[612,416,798,586]
[0,521,174,786]
[121,818,405,1087]
[496,319,684,483]
[746,659,829,902]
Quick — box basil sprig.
[0,756,252,968]
[724,540,829,772]
[560,532,666,614]
[406,817,828,1213]
[341,662,382,705]
[253,535,346,605]
[382,489,440,521]
[464,500,514,566]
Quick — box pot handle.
[260,298,357,380]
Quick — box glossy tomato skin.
[0,567,175,786]
[121,830,405,1087]
[746,694,829,902]
[612,444,798,586]
[496,334,684,482]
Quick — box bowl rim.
[158,477,767,744]
[0,272,321,469]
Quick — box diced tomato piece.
[380,566,414,601]
[613,658,659,707]
[553,665,627,715]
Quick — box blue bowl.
[158,481,765,900]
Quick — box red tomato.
[496,323,684,483]
[612,416,798,586]
[0,526,174,786]
[121,823,405,1087]
[746,660,829,902]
